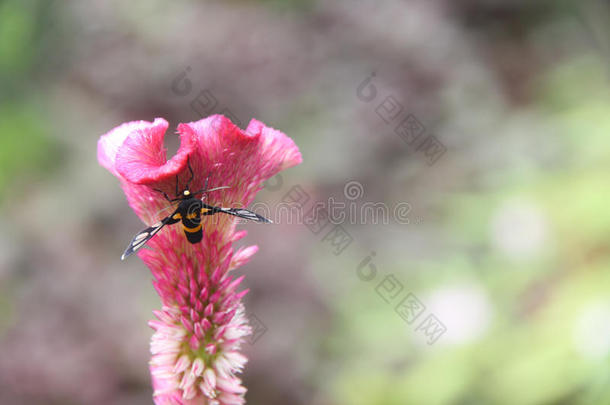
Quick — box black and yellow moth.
[121,161,270,260]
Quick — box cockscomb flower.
[97,115,301,404]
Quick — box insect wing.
[121,215,172,260]
[210,206,272,223]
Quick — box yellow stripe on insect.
[182,223,203,233]
[186,212,198,219]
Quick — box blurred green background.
[1,0,610,404]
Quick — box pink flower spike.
[98,114,301,404]
[97,115,302,405]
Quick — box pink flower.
[98,115,301,404]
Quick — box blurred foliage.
[0,0,66,93]
[236,0,316,12]
[0,0,64,200]
[0,102,61,199]
[0,0,34,76]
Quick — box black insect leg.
[153,188,172,202]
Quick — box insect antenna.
[153,203,178,217]
[185,156,195,191]
[193,185,230,195]
[191,175,230,196]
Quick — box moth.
[121,160,270,260]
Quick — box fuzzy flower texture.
[97,115,301,404]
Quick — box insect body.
[121,161,271,260]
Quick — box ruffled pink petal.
[98,118,169,178]
[98,114,302,227]
[245,118,303,172]
[115,123,194,185]
[177,115,302,208]
[97,117,188,223]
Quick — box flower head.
[98,115,301,404]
